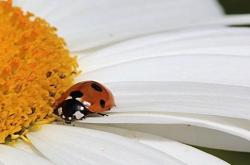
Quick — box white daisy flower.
[0,0,249,164]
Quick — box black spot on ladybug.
[91,83,103,92]
[100,99,106,108]
[70,91,83,98]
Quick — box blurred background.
[219,0,250,14]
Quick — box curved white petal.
[195,14,250,27]
[78,27,250,59]
[107,82,250,120]
[14,0,223,51]
[78,27,250,71]
[79,54,250,86]
[28,124,184,165]
[0,145,52,165]
[80,124,229,165]
[77,112,250,152]
[77,28,250,87]
[75,81,250,151]
[80,57,250,87]
[14,140,36,154]
[115,123,250,153]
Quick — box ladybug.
[53,81,115,124]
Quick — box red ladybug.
[54,81,115,123]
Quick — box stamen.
[0,0,78,143]
[20,135,31,144]
[34,117,56,125]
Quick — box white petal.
[78,112,250,151]
[79,27,250,62]
[77,28,250,87]
[116,123,250,153]
[0,145,52,165]
[79,54,250,86]
[107,82,250,120]
[14,140,36,154]
[14,0,223,51]
[196,14,250,27]
[79,27,250,70]
[80,124,229,165]
[74,81,250,151]
[28,124,184,165]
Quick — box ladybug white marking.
[75,97,82,102]
[83,101,91,107]
[66,96,72,100]
[73,111,85,119]
[58,107,63,115]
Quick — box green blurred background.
[219,0,250,14]
[195,1,250,164]
[196,146,250,165]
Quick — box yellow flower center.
[0,0,78,143]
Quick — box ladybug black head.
[54,98,87,124]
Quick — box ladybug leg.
[82,109,92,117]
[79,115,86,120]
[97,113,108,116]
[61,114,73,124]
[65,119,72,124]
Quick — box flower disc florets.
[0,0,78,143]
